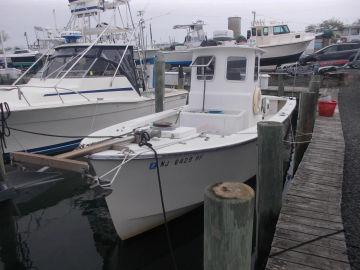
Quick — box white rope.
[99,150,135,186]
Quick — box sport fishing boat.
[0,43,187,154]
[0,0,187,155]
[248,21,314,66]
[162,20,206,67]
[81,44,296,239]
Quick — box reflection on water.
[0,172,203,270]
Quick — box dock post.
[277,74,285,96]
[293,91,317,172]
[0,147,6,183]
[178,66,184,89]
[256,121,283,269]
[154,52,165,113]
[309,74,321,97]
[204,182,255,270]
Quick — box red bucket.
[318,100,337,117]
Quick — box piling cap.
[212,182,254,201]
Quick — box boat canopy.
[35,45,139,92]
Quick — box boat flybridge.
[81,44,297,240]
[162,20,207,67]
[248,21,314,66]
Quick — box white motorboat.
[162,20,206,67]
[81,44,296,240]
[248,21,314,66]
[0,44,187,155]
[0,0,187,155]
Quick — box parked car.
[299,42,360,65]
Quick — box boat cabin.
[179,45,264,135]
[248,24,290,38]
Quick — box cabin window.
[192,56,216,80]
[226,57,247,81]
[263,27,269,36]
[254,56,259,81]
[273,25,290,35]
[252,28,256,36]
[257,29,262,36]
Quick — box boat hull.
[260,39,313,66]
[90,139,257,239]
[5,94,187,154]
[163,50,192,66]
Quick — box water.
[0,172,203,270]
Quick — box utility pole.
[0,31,8,69]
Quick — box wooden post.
[277,74,285,96]
[256,121,283,269]
[204,182,255,270]
[178,66,184,89]
[0,147,6,183]
[293,91,317,172]
[154,52,165,113]
[309,74,321,97]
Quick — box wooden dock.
[266,112,351,270]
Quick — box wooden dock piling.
[309,75,322,96]
[277,74,285,96]
[178,66,184,89]
[204,182,255,270]
[0,147,6,183]
[256,121,284,269]
[154,52,165,113]
[293,92,317,172]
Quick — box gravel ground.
[339,85,360,270]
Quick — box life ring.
[253,86,262,114]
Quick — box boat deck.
[266,112,351,269]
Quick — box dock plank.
[266,112,350,269]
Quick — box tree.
[305,24,317,33]
[319,18,344,31]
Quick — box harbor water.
[0,171,203,270]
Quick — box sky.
[0,0,359,48]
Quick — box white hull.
[90,140,257,239]
[82,45,297,240]
[5,93,187,154]
[259,39,313,66]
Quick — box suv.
[299,42,360,65]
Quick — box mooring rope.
[137,130,178,270]
[0,102,11,152]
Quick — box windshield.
[273,25,290,35]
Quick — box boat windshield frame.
[35,45,139,91]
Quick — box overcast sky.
[0,0,359,48]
